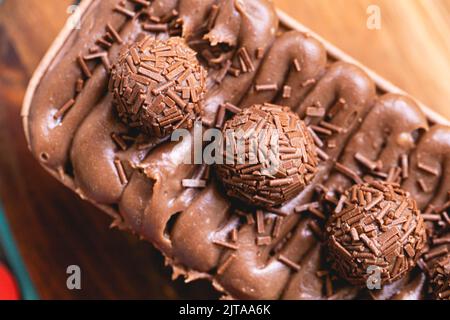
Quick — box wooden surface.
[275,0,450,119]
[0,0,449,299]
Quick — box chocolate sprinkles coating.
[326,181,427,286]
[429,253,450,300]
[216,103,318,208]
[109,36,207,138]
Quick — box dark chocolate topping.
[429,253,450,300]
[326,181,426,286]
[216,103,318,208]
[110,36,207,137]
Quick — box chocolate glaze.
[202,0,278,124]
[29,0,130,169]
[25,0,450,299]
[240,31,327,109]
[217,215,318,299]
[297,62,376,177]
[171,183,234,273]
[71,95,130,204]
[127,132,200,255]
[403,125,450,210]
[326,94,428,195]
[179,0,216,39]
[282,244,323,300]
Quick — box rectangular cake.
[22,0,450,300]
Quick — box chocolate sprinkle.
[77,55,92,78]
[230,228,238,243]
[238,47,255,72]
[255,83,278,92]
[306,106,326,118]
[213,239,239,250]
[272,216,283,238]
[143,23,169,32]
[114,158,128,185]
[278,254,301,271]
[335,162,364,184]
[401,154,409,179]
[114,4,135,18]
[354,152,378,171]
[417,162,439,176]
[256,236,271,246]
[256,210,265,234]
[217,254,236,275]
[292,58,301,72]
[75,78,84,93]
[111,132,127,151]
[256,47,265,59]
[53,98,75,120]
[182,179,207,188]
[429,254,450,300]
[223,102,241,114]
[106,23,123,44]
[282,85,292,99]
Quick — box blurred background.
[0,0,449,299]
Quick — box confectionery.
[109,36,207,137]
[326,181,426,286]
[22,0,450,299]
[429,254,450,300]
[423,231,450,300]
[216,103,318,208]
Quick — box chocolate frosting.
[326,94,428,195]
[403,125,450,210]
[25,0,450,300]
[240,31,327,109]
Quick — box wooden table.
[275,0,450,119]
[0,0,448,299]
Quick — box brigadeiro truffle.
[216,103,318,208]
[109,36,207,138]
[429,254,450,300]
[326,181,426,286]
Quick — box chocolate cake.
[22,0,450,300]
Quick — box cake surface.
[22,0,450,300]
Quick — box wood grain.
[0,0,448,299]
[274,0,450,119]
[0,0,217,299]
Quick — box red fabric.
[0,263,20,300]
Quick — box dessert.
[429,254,450,300]
[22,0,450,300]
[326,181,426,286]
[216,103,318,208]
[109,36,207,137]
[422,230,450,300]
